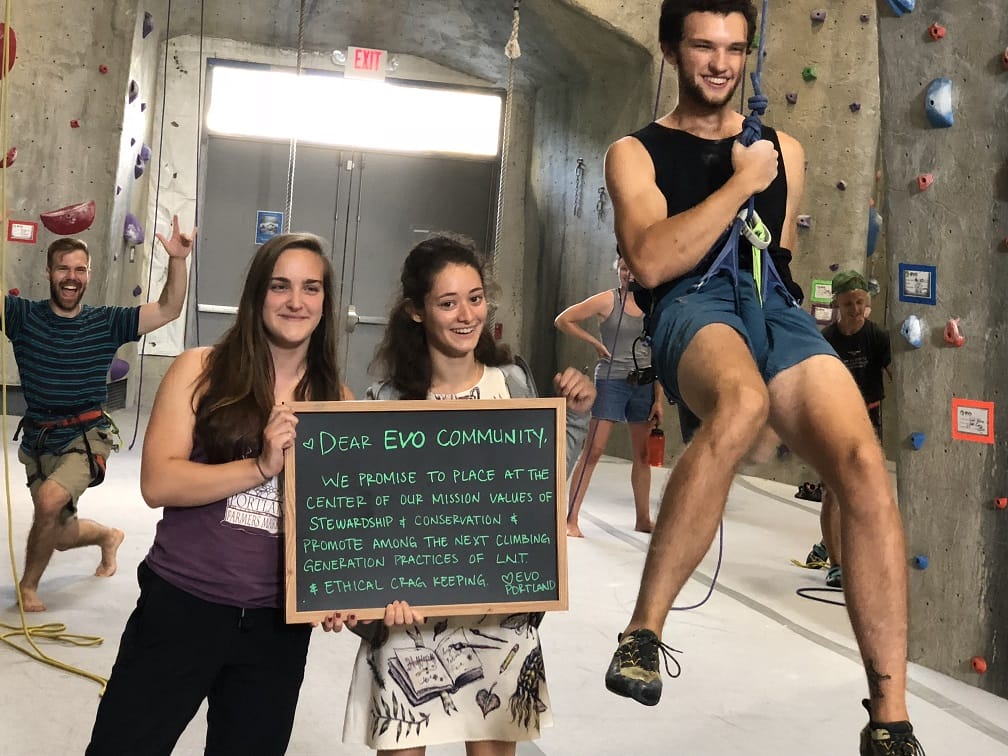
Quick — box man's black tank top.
[630,121,802,302]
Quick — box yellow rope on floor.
[0,0,108,696]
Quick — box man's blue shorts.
[591,378,654,423]
[650,271,838,404]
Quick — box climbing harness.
[14,408,120,488]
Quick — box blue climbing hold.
[866,206,882,257]
[110,357,129,381]
[909,432,926,450]
[132,285,143,297]
[886,0,914,16]
[901,314,922,348]
[925,78,953,128]
[913,554,929,569]
[142,11,154,38]
[124,212,144,245]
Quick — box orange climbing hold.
[971,656,987,674]
[917,173,934,191]
[927,23,946,40]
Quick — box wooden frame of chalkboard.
[283,398,568,623]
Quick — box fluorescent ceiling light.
[207,65,502,157]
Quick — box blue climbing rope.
[691,0,793,308]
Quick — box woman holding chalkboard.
[88,233,348,756]
[339,235,594,755]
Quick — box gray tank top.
[595,289,650,381]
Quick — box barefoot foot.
[566,523,585,538]
[634,520,654,534]
[19,584,46,612]
[95,528,125,577]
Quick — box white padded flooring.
[2,415,1006,755]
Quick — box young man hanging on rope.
[6,217,194,612]
[602,2,923,753]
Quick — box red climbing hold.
[943,317,964,347]
[39,199,96,235]
[995,497,1008,510]
[3,146,15,167]
[0,24,16,79]
[928,23,946,40]
[8,287,18,296]
[1002,48,1008,70]
[70,119,81,128]
[971,656,987,674]
[99,64,109,74]
[917,173,934,191]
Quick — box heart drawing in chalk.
[476,684,500,718]
[302,437,314,450]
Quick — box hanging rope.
[128,0,179,450]
[491,0,521,280]
[284,0,307,232]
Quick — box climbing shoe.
[604,628,681,706]
[806,540,829,568]
[826,565,843,588]
[859,700,925,755]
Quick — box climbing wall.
[878,0,1008,696]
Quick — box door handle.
[345,305,389,332]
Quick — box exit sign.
[346,46,386,81]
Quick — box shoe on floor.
[859,699,925,755]
[604,628,681,706]
[826,565,843,588]
[806,540,829,568]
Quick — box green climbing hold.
[802,66,817,82]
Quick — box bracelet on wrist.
[255,457,270,481]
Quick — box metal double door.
[197,135,496,397]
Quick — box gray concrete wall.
[879,0,1008,697]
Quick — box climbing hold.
[785,92,798,105]
[867,206,882,257]
[142,11,154,38]
[39,199,96,234]
[886,0,915,17]
[170,120,179,127]
[971,656,988,674]
[928,23,946,40]
[901,314,922,348]
[867,277,881,295]
[802,66,818,82]
[99,64,109,74]
[1002,48,1008,70]
[860,13,871,23]
[810,9,827,23]
[3,146,15,167]
[909,432,926,450]
[139,144,152,163]
[132,285,143,297]
[134,155,145,179]
[0,24,16,79]
[128,79,139,103]
[849,102,861,113]
[124,212,144,246]
[109,357,130,381]
[796,214,812,229]
[943,317,965,347]
[70,119,81,128]
[116,185,122,195]
[994,497,1008,510]
[836,180,847,191]
[925,78,954,128]
[828,263,840,272]
[130,137,136,147]
[912,554,929,569]
[141,102,147,112]
[8,287,18,296]
[917,173,934,191]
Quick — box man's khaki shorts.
[19,426,117,523]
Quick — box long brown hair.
[371,235,511,399]
[193,233,342,462]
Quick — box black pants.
[87,562,312,756]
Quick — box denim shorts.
[592,378,654,423]
[650,271,837,404]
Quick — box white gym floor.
[2,407,1007,755]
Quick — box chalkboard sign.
[283,398,568,623]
